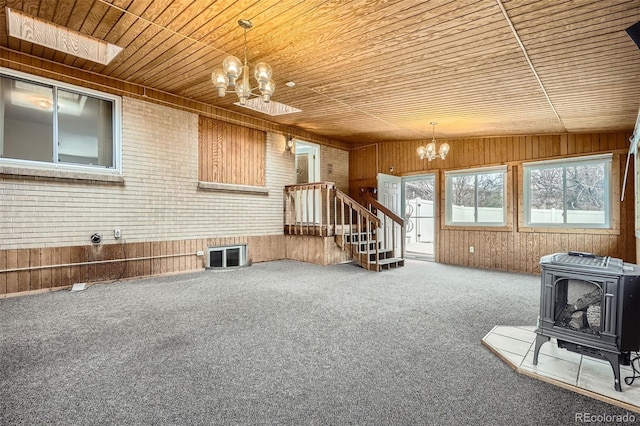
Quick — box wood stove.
[534,252,640,391]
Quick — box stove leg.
[533,334,550,365]
[600,351,622,392]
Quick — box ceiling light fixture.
[211,19,275,105]
[417,122,450,161]
[285,136,294,153]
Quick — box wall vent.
[207,244,248,269]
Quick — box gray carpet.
[0,259,636,425]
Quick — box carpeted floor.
[1,259,637,425]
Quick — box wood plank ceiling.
[0,0,639,144]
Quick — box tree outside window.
[445,168,506,225]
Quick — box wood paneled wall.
[0,233,357,296]
[284,235,351,266]
[198,116,266,186]
[0,235,286,296]
[350,132,635,274]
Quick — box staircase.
[284,182,405,271]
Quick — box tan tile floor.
[482,326,640,413]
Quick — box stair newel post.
[339,194,344,247]
[285,188,291,235]
[356,205,362,261]
[401,223,405,259]
[391,215,396,258]
[305,185,310,235]
[383,215,388,253]
[325,184,330,237]
[364,216,369,269]
[343,199,349,250]
[331,185,337,237]
[313,184,318,236]
[349,201,354,256]
[374,217,379,271]
[290,190,295,234]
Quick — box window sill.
[442,224,512,232]
[198,181,269,196]
[0,164,124,184]
[519,226,619,235]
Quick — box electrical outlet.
[469,246,475,253]
[196,250,204,256]
[114,229,122,239]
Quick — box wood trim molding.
[197,181,269,195]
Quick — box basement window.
[207,245,248,269]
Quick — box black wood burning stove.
[534,252,640,391]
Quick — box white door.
[295,141,321,223]
[377,173,402,254]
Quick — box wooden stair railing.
[283,182,336,236]
[284,182,405,271]
[334,188,382,271]
[359,191,406,263]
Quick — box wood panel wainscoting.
[0,235,286,297]
[349,132,636,274]
[284,235,351,266]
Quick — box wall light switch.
[469,246,475,253]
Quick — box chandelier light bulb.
[254,62,272,88]
[212,68,229,97]
[236,66,252,105]
[439,142,450,159]
[426,141,436,161]
[417,145,427,160]
[223,55,243,86]
[261,78,275,103]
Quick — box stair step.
[361,249,395,262]
[355,242,381,251]
[375,257,404,264]
[346,234,376,243]
[370,257,405,270]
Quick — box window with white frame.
[0,69,120,171]
[523,154,611,228]
[445,166,507,226]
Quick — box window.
[207,245,248,268]
[0,69,120,171]
[523,154,611,228]
[445,166,506,226]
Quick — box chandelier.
[417,122,450,161]
[211,19,275,105]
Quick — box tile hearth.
[482,326,640,413]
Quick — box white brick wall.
[0,97,316,249]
